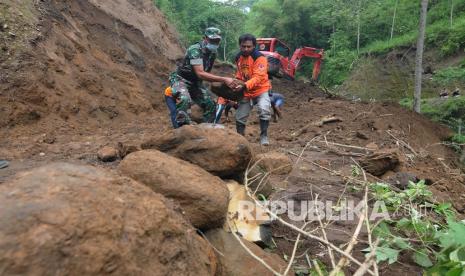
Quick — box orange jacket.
[235,50,271,98]
[217,97,237,105]
[217,97,228,105]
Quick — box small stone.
[97,146,118,162]
[39,152,45,157]
[43,136,56,144]
[356,131,369,140]
[117,142,140,159]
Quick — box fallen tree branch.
[244,162,375,275]
[386,130,418,156]
[315,140,374,152]
[291,116,342,137]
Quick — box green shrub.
[451,134,465,144]
[319,50,359,86]
[433,66,465,86]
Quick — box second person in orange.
[232,34,272,146]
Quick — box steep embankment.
[0,0,182,130]
[339,48,465,100]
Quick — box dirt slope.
[0,0,182,130]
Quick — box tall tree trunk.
[413,0,428,113]
[223,33,227,61]
[357,9,361,54]
[450,0,454,28]
[332,23,336,55]
[390,0,398,41]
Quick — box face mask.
[206,43,219,53]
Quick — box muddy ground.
[1,0,464,275]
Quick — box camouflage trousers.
[169,73,215,125]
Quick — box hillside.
[0,0,182,131]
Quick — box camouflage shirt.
[176,42,216,84]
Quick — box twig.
[285,136,319,182]
[353,241,379,276]
[329,204,366,276]
[288,151,368,186]
[316,140,374,152]
[386,130,418,156]
[313,260,324,276]
[244,162,375,275]
[305,253,312,269]
[326,148,367,157]
[314,194,336,269]
[284,229,302,275]
[198,230,224,257]
[352,157,380,276]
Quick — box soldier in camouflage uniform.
[167,27,236,127]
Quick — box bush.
[319,50,359,87]
[400,97,465,131]
[451,134,465,144]
[433,66,465,86]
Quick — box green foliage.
[320,51,359,86]
[451,134,465,144]
[433,66,465,86]
[243,0,465,86]
[153,0,247,61]
[399,97,465,133]
[368,179,465,274]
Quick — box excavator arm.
[290,47,324,81]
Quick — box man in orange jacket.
[232,34,272,145]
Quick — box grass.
[362,15,465,56]
[399,97,465,133]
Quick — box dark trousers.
[165,96,179,128]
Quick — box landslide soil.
[1,1,465,275]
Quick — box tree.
[413,0,429,113]
[450,0,454,28]
[390,0,398,41]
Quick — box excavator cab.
[257,38,324,81]
[257,38,291,78]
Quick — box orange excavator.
[256,38,324,81]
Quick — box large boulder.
[119,150,229,229]
[206,229,288,276]
[0,163,218,276]
[141,124,253,177]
